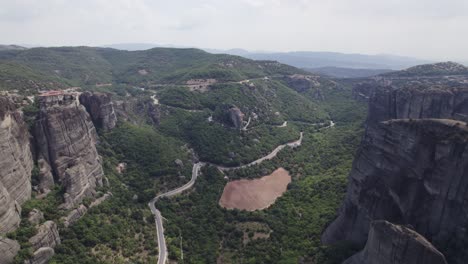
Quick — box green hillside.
[0,47,303,91]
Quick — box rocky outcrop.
[283,74,325,100]
[36,158,54,194]
[79,91,117,131]
[62,193,112,227]
[29,221,60,251]
[367,84,468,124]
[0,237,20,264]
[27,221,60,264]
[0,96,33,204]
[26,247,55,264]
[323,119,468,247]
[62,204,87,228]
[113,98,160,126]
[0,96,33,235]
[35,93,104,209]
[28,209,44,225]
[229,106,244,129]
[344,220,447,264]
[0,183,20,234]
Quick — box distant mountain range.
[211,50,431,70]
[4,43,463,76]
[305,67,393,78]
[0,45,27,51]
[101,43,432,73]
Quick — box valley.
[0,44,467,264]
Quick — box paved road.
[209,132,303,171]
[148,162,204,264]
[147,120,333,263]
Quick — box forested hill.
[0,46,303,91]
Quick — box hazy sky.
[1,0,468,61]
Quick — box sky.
[1,0,468,61]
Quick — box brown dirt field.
[219,168,291,211]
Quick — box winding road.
[210,132,303,171]
[148,120,337,263]
[148,162,204,264]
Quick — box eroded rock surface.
[29,221,61,251]
[344,220,447,264]
[367,84,468,124]
[0,183,20,234]
[229,106,244,129]
[0,96,34,234]
[0,237,20,264]
[79,91,117,131]
[26,247,55,264]
[35,93,104,209]
[0,96,33,204]
[323,119,468,247]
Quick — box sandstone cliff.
[0,96,34,235]
[29,221,61,251]
[323,119,468,248]
[0,237,20,264]
[113,98,160,126]
[0,173,21,235]
[26,220,61,264]
[229,106,244,129]
[35,93,104,209]
[367,84,468,124]
[79,91,117,131]
[0,96,33,205]
[344,220,447,264]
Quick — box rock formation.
[27,221,60,264]
[283,74,325,100]
[29,221,61,251]
[229,106,244,129]
[323,119,468,245]
[323,84,468,263]
[0,183,20,234]
[62,193,112,227]
[28,209,44,225]
[26,247,55,264]
[113,98,160,126]
[344,220,447,264]
[367,84,468,124]
[0,96,34,234]
[0,237,20,264]
[0,96,33,204]
[62,204,88,228]
[35,93,104,209]
[79,91,117,131]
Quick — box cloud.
[0,0,467,61]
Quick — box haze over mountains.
[101,43,440,78]
[1,43,468,264]
[6,43,463,78]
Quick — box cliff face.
[26,220,61,264]
[344,220,447,264]
[0,96,33,205]
[29,221,61,251]
[367,85,468,124]
[323,119,468,248]
[35,93,104,209]
[0,96,34,235]
[229,106,244,129]
[0,183,20,234]
[0,237,20,264]
[79,91,117,131]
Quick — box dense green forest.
[2,46,369,263]
[48,96,366,263]
[0,47,302,91]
